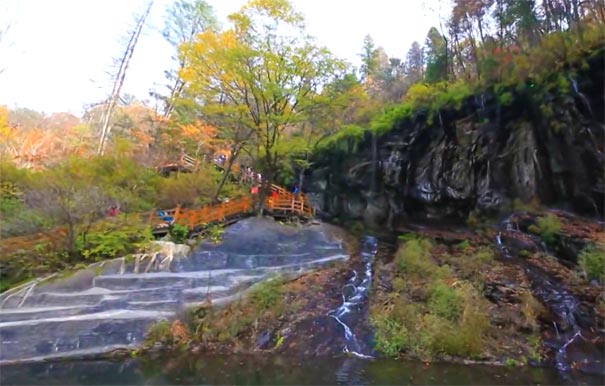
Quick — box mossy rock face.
[307,48,605,224]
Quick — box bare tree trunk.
[163,72,186,118]
[213,148,240,202]
[98,1,153,155]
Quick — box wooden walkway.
[157,154,201,175]
[0,184,314,256]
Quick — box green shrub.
[0,198,51,237]
[170,223,189,244]
[249,277,286,314]
[76,218,153,261]
[466,213,479,228]
[206,224,224,243]
[428,282,461,321]
[535,214,561,244]
[473,247,494,263]
[457,240,470,250]
[371,315,410,357]
[498,91,513,106]
[145,320,172,345]
[349,221,365,234]
[428,284,490,357]
[395,238,434,276]
[392,277,405,292]
[579,243,605,283]
[519,249,531,258]
[157,167,219,208]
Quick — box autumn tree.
[181,0,344,203]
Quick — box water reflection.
[2,355,602,386]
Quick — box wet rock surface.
[0,218,349,363]
[309,50,604,224]
[494,211,604,374]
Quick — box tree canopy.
[180,0,346,188]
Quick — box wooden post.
[173,204,182,224]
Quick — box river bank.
[1,209,603,385]
[131,209,603,380]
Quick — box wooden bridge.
[157,154,201,175]
[0,184,314,256]
[146,184,313,234]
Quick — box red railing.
[0,185,314,256]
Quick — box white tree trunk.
[98,1,153,155]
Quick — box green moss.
[527,224,541,235]
[457,240,470,251]
[317,124,366,150]
[519,249,531,258]
[505,358,521,367]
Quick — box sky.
[0,0,443,116]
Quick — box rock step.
[0,310,171,362]
[17,286,187,308]
[91,269,245,291]
[0,305,96,323]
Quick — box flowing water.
[328,235,378,357]
[1,354,602,385]
[495,216,604,375]
[0,218,348,364]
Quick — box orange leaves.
[176,120,221,153]
[181,121,216,140]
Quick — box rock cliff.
[310,49,604,226]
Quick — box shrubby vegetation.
[371,237,495,359]
[0,151,243,291]
[530,214,562,244]
[579,243,605,283]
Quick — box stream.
[1,216,603,384]
[328,235,377,357]
[495,216,604,375]
[1,354,602,385]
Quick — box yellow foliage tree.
[180,0,345,199]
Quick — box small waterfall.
[495,216,601,374]
[569,76,593,118]
[328,236,378,358]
